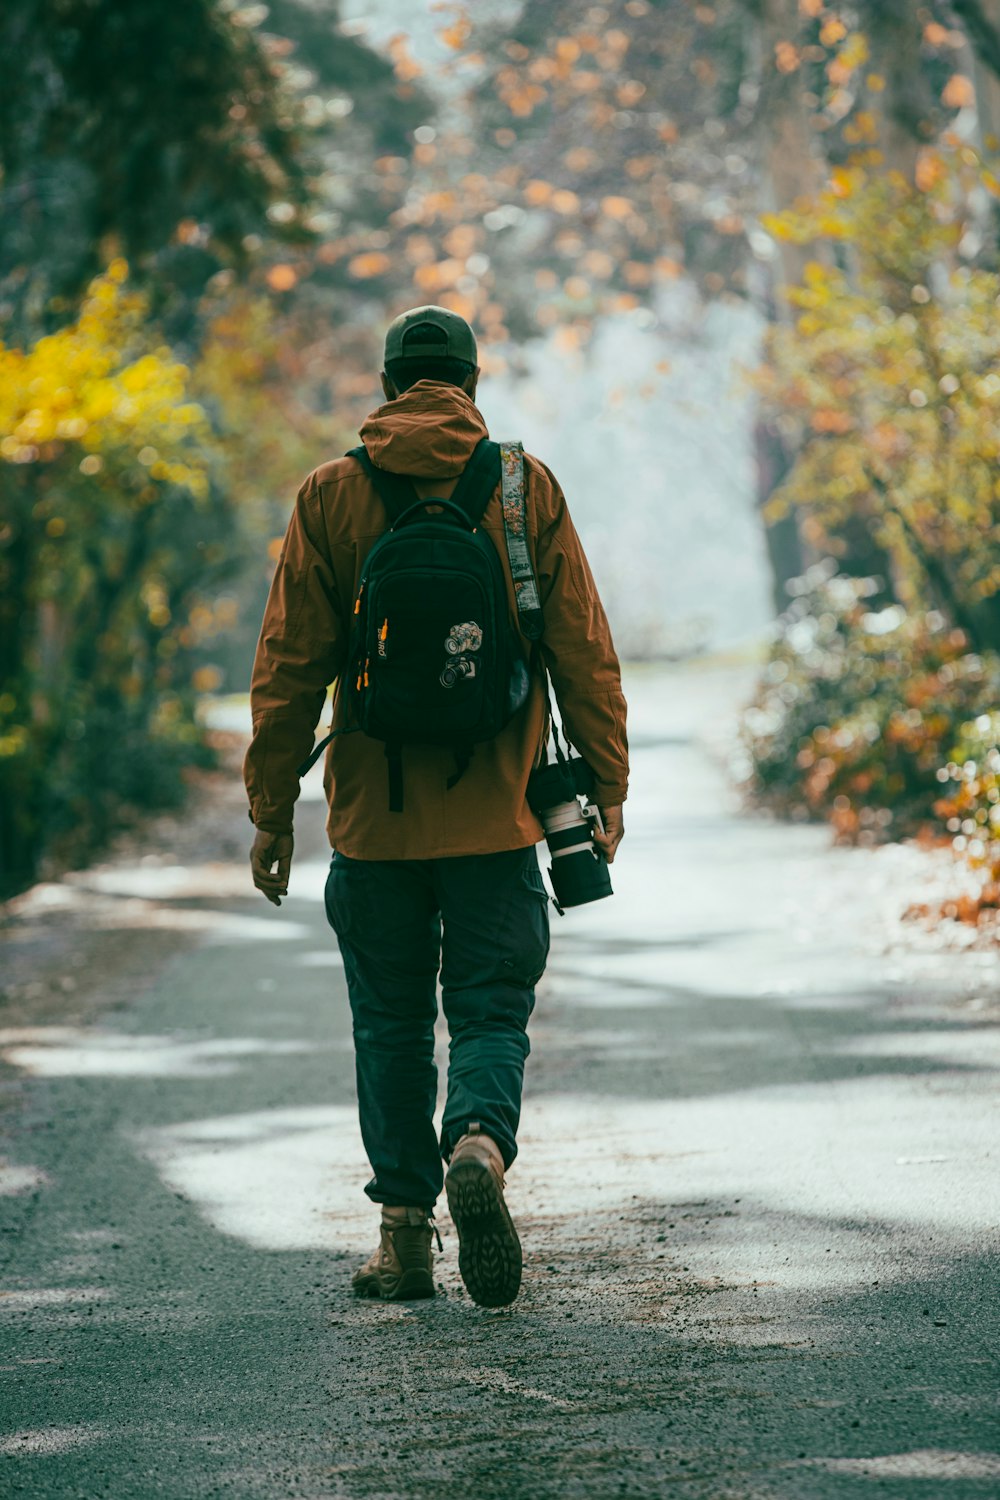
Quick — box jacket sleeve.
[530,459,629,806]
[243,474,345,833]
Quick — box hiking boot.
[445,1123,522,1307]
[351,1207,438,1301]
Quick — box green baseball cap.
[383,304,478,366]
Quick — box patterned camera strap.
[498,440,543,641]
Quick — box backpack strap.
[296,723,359,778]
[346,445,418,523]
[448,437,501,524]
[349,439,544,641]
[498,441,543,641]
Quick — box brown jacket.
[244,381,628,859]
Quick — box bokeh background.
[5,0,1000,915]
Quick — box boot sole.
[351,1267,435,1301]
[445,1158,522,1308]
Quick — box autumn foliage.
[744,145,1000,909]
[758,153,1000,649]
[0,269,221,891]
[740,564,1000,844]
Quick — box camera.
[526,755,613,910]
[440,621,481,688]
[440,657,477,687]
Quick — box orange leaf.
[524,179,554,206]
[440,18,471,50]
[348,252,392,279]
[601,195,633,220]
[266,264,297,292]
[942,73,975,109]
[915,149,946,192]
[551,189,580,215]
[775,41,800,74]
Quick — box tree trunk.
[754,0,825,305]
[864,0,937,182]
[745,0,824,605]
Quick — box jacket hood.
[358,380,489,478]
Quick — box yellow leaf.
[829,165,857,199]
[192,666,223,694]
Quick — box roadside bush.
[0,266,221,896]
[934,712,1000,902]
[739,563,1000,844]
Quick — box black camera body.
[526,755,613,910]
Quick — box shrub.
[0,265,218,897]
[934,712,1000,902]
[739,562,1000,843]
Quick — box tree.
[758,152,1000,647]
[0,0,428,895]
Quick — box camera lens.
[549,848,612,908]
[526,755,613,908]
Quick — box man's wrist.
[594,784,627,806]
[249,811,294,837]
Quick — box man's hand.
[250,829,294,906]
[594,805,624,864]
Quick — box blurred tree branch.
[950,0,1000,78]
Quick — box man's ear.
[380,371,397,401]
[462,366,481,400]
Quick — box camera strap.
[498,441,544,642]
[540,670,570,766]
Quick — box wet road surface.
[1,663,998,1498]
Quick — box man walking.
[245,306,628,1306]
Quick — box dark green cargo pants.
[324,846,551,1210]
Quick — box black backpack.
[299,437,543,811]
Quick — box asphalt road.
[1,663,998,1499]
